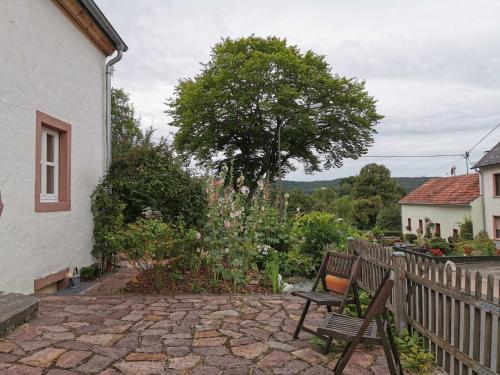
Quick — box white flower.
[257,180,265,190]
[195,231,202,240]
[230,210,243,218]
[237,175,245,184]
[224,220,232,229]
[224,248,230,254]
[241,186,249,195]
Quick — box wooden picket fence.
[347,238,500,375]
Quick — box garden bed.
[124,266,273,294]
[394,245,500,264]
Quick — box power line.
[360,154,462,158]
[467,122,500,153]
[422,157,462,176]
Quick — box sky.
[97,0,500,181]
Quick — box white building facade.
[475,142,500,247]
[400,174,483,240]
[0,0,126,294]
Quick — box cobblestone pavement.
[0,294,399,374]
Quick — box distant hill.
[282,177,433,194]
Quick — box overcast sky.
[97,0,500,181]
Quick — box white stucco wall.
[401,198,484,240]
[0,1,106,293]
[479,165,500,246]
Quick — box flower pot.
[70,275,81,288]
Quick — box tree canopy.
[168,36,382,194]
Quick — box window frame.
[494,216,500,240]
[435,223,441,237]
[35,111,71,212]
[494,174,500,197]
[40,127,60,202]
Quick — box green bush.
[459,217,474,241]
[91,183,125,271]
[395,329,435,374]
[108,143,207,227]
[427,237,451,255]
[376,203,401,230]
[292,211,358,267]
[405,233,417,243]
[80,265,100,281]
[473,231,496,256]
[278,248,315,278]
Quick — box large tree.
[169,36,382,194]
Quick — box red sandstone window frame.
[494,216,500,240]
[35,111,71,212]
[494,174,500,197]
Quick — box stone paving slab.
[0,294,420,374]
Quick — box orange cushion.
[325,274,349,294]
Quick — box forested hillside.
[283,176,433,194]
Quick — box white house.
[474,142,500,247]
[0,0,127,294]
[399,174,484,240]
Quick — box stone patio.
[0,294,403,374]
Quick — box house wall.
[479,165,500,247]
[401,199,484,240]
[0,1,106,293]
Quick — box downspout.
[105,50,123,171]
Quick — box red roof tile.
[399,174,480,206]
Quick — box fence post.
[346,237,355,255]
[392,251,407,335]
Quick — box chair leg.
[293,300,311,339]
[353,285,363,318]
[377,319,398,375]
[333,338,360,375]
[326,305,332,312]
[386,321,404,375]
[323,336,333,355]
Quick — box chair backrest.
[362,269,394,319]
[312,251,360,292]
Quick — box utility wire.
[360,154,462,158]
[467,122,500,153]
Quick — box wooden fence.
[347,238,500,375]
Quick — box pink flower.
[224,220,232,229]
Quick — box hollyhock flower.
[241,186,249,194]
[224,220,231,228]
[195,231,202,240]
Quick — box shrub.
[473,231,496,256]
[80,265,100,281]
[292,211,358,267]
[376,203,401,230]
[91,183,125,271]
[278,248,315,278]
[459,217,474,241]
[427,237,451,255]
[120,218,188,274]
[108,142,207,227]
[405,233,417,244]
[395,329,435,374]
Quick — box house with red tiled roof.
[399,174,484,240]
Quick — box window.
[494,174,500,197]
[418,220,423,233]
[494,216,500,239]
[406,218,411,230]
[435,223,441,237]
[35,111,71,212]
[40,128,59,202]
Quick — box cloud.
[96,0,500,179]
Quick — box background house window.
[406,218,411,230]
[495,216,500,239]
[494,174,500,197]
[435,223,441,237]
[418,220,423,233]
[35,111,71,212]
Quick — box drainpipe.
[105,50,123,171]
[79,0,128,171]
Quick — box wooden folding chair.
[317,269,403,374]
[292,251,362,342]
